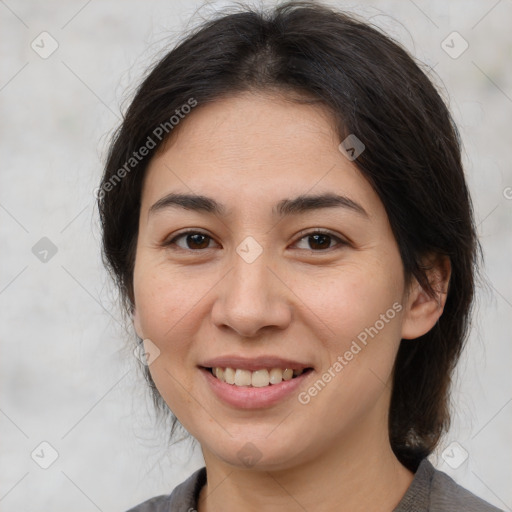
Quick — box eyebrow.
[148,192,368,218]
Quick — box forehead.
[155,91,337,165]
[141,92,382,219]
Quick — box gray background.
[1,0,511,510]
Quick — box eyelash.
[163,229,348,252]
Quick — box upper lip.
[200,356,313,372]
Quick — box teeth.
[283,368,293,381]
[234,369,252,386]
[269,368,283,385]
[224,367,235,384]
[252,369,269,387]
[211,367,306,387]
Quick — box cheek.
[292,256,404,347]
[132,260,209,425]
[292,270,404,430]
[133,257,205,341]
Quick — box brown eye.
[294,230,346,251]
[308,233,332,250]
[185,233,211,249]
[166,231,217,250]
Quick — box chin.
[200,427,316,472]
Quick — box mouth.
[204,366,314,388]
[199,356,314,408]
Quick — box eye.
[163,229,346,252]
[164,230,219,250]
[293,230,347,251]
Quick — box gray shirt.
[126,459,503,511]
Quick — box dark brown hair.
[98,1,479,471]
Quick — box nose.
[211,249,292,338]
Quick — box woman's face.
[133,92,416,470]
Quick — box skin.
[133,92,450,512]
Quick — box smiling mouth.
[205,367,313,387]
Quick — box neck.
[198,414,414,512]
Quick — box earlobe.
[401,255,451,340]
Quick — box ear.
[401,254,451,340]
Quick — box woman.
[98,2,502,510]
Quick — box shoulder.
[428,462,503,512]
[400,459,503,512]
[125,493,172,512]
[125,467,206,512]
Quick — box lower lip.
[201,368,310,409]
